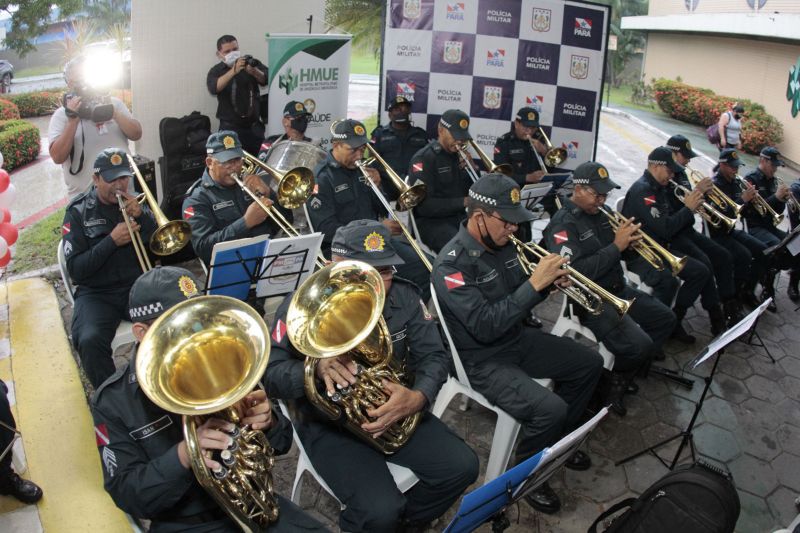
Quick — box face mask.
[392,111,410,124]
[478,215,504,251]
[223,50,241,67]
[733,113,741,120]
[290,117,309,134]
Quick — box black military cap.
[648,146,684,173]
[330,119,369,148]
[128,266,202,322]
[330,220,405,267]
[439,109,472,141]
[759,146,785,167]
[94,148,133,182]
[206,130,244,162]
[719,148,745,168]
[666,134,698,159]
[283,101,311,118]
[516,107,540,128]
[469,173,535,224]
[388,95,412,110]
[572,161,620,195]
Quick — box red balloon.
[0,169,8,194]
[0,208,9,224]
[0,223,17,246]
[0,250,10,268]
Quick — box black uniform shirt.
[206,61,268,128]
[543,198,625,293]
[622,170,695,246]
[181,169,291,265]
[666,169,692,219]
[432,223,546,365]
[492,130,543,187]
[370,123,429,199]
[91,353,292,527]
[744,168,786,229]
[62,186,157,290]
[265,277,449,430]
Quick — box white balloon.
[0,236,7,258]
[0,183,16,209]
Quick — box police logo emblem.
[444,41,463,64]
[178,275,198,297]
[483,86,502,110]
[364,231,385,252]
[110,153,123,166]
[731,151,739,159]
[396,95,405,103]
[598,167,608,179]
[294,102,304,111]
[304,98,316,113]
[403,0,421,19]
[527,111,536,121]
[354,124,366,136]
[511,188,520,204]
[223,135,236,149]
[459,118,469,129]
[686,140,692,151]
[570,55,589,80]
[532,8,551,31]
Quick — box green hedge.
[4,90,63,117]
[0,99,20,120]
[0,119,41,170]
[653,79,783,154]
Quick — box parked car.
[0,60,14,92]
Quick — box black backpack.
[589,461,740,533]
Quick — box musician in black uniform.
[433,174,603,515]
[370,95,429,200]
[622,147,730,336]
[407,109,474,253]
[62,147,157,388]
[257,100,314,159]
[307,119,431,299]
[543,162,675,416]
[182,131,292,266]
[708,148,769,309]
[789,180,800,300]
[265,220,478,533]
[91,266,327,532]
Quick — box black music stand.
[616,299,771,470]
[444,408,608,533]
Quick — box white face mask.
[223,50,241,67]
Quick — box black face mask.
[290,117,309,134]
[392,111,410,124]
[733,113,742,120]
[478,215,504,251]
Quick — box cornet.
[735,174,784,226]
[777,177,800,214]
[685,165,742,218]
[670,179,736,233]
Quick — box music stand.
[207,235,271,300]
[616,299,771,470]
[444,408,608,533]
[255,233,323,297]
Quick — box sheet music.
[255,233,323,297]
[207,235,270,300]
[690,299,771,368]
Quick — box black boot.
[723,299,744,328]
[740,280,761,309]
[708,304,727,336]
[607,372,629,417]
[670,307,696,344]
[788,270,800,301]
[761,269,778,312]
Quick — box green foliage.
[7,207,65,275]
[653,79,784,154]
[593,0,648,87]
[3,90,62,117]
[85,0,130,33]
[326,0,383,55]
[629,79,654,107]
[0,119,40,170]
[0,98,20,120]
[0,0,82,57]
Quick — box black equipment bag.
[588,461,740,533]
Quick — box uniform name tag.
[579,230,594,241]
[212,200,235,211]
[129,415,173,441]
[476,270,498,283]
[391,328,407,343]
[437,166,451,174]
[335,183,350,193]
[505,258,520,269]
[510,148,524,155]
[85,218,107,227]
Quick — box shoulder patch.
[444,271,465,290]
[553,230,568,244]
[644,195,656,206]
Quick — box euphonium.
[136,295,279,532]
[685,165,742,218]
[509,235,633,317]
[286,260,421,454]
[600,206,686,275]
[670,179,736,233]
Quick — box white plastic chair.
[549,295,615,371]
[57,240,135,352]
[276,400,419,507]
[429,284,553,484]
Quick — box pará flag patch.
[272,319,287,343]
[62,222,71,235]
[95,423,110,446]
[444,271,465,290]
[412,162,424,173]
[553,230,568,244]
[183,206,195,219]
[644,195,656,206]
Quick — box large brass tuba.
[137,295,279,532]
[285,260,421,454]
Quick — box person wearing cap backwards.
[62,147,157,388]
[622,147,734,337]
[543,162,676,417]
[370,95,429,201]
[708,148,771,310]
[433,174,603,514]
[307,118,432,299]
[265,220,478,532]
[744,146,800,308]
[257,100,315,160]
[182,130,293,266]
[407,109,476,253]
[91,267,327,532]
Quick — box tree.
[1,0,82,57]
[85,0,130,33]
[325,0,383,55]
[593,0,649,87]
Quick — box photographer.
[48,55,142,199]
[207,34,268,154]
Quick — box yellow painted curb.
[7,278,129,530]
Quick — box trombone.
[508,234,633,317]
[366,145,427,211]
[531,127,567,168]
[670,179,736,233]
[735,174,784,226]
[354,158,432,272]
[118,154,192,272]
[455,139,513,183]
[685,165,742,218]
[241,150,315,209]
[600,206,686,275]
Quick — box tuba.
[137,295,279,532]
[286,260,421,454]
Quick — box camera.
[62,86,115,123]
[242,55,261,68]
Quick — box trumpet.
[366,145,427,211]
[355,158,432,271]
[670,179,736,233]
[508,235,633,317]
[531,127,567,167]
[241,150,315,209]
[455,139,513,183]
[600,206,686,275]
[735,174,784,226]
[685,165,742,218]
[778,177,800,213]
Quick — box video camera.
[242,55,262,68]
[62,86,115,123]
